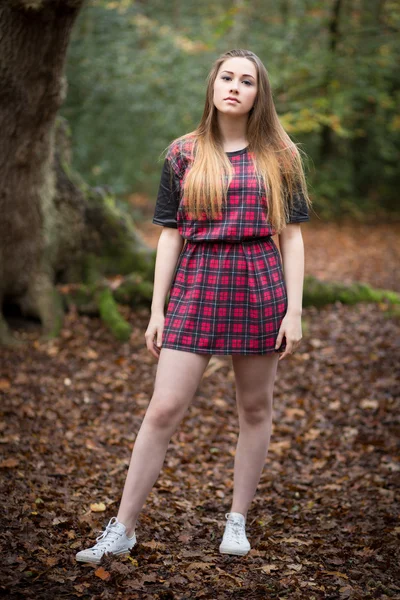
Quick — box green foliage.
[84,186,156,278]
[62,0,400,218]
[97,287,132,341]
[113,273,154,306]
[303,275,400,308]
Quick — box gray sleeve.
[286,185,310,224]
[152,158,181,228]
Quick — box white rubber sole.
[219,545,250,556]
[75,547,133,564]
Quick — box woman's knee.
[145,393,185,429]
[237,392,273,425]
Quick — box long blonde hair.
[165,49,311,233]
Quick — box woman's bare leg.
[117,348,211,537]
[229,353,279,519]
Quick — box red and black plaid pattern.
[160,139,290,355]
[167,138,278,239]
[162,237,287,355]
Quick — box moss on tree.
[303,275,400,308]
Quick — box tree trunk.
[0,0,155,345]
[319,0,342,162]
[350,0,382,198]
[0,0,85,343]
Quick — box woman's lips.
[225,98,239,103]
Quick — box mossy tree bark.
[0,1,398,347]
[0,0,155,346]
[0,0,85,344]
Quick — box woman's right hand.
[144,313,165,359]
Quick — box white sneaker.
[219,512,251,556]
[75,516,137,564]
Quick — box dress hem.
[160,344,284,356]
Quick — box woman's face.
[213,57,258,117]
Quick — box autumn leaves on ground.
[1,222,399,600]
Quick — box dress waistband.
[185,236,272,244]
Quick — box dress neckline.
[225,145,249,156]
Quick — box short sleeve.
[286,186,310,224]
[152,158,181,229]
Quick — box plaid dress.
[152,137,310,355]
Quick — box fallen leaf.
[339,585,354,597]
[141,540,166,551]
[95,566,111,581]
[280,537,313,546]
[260,564,279,574]
[216,566,243,584]
[287,563,302,571]
[391,526,400,535]
[43,556,59,567]
[360,398,378,409]
[269,440,291,455]
[203,358,225,377]
[285,408,306,418]
[303,428,321,441]
[90,502,106,512]
[0,378,11,390]
[322,570,349,579]
[187,562,213,571]
[52,516,69,525]
[0,458,19,468]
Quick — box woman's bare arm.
[278,223,305,316]
[275,224,305,359]
[145,227,184,358]
[151,227,185,315]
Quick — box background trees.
[63,0,400,219]
[1,0,398,343]
[0,0,154,345]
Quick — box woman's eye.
[221,76,252,86]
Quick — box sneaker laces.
[93,517,124,550]
[224,512,246,543]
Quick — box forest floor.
[0,221,399,600]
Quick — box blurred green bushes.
[62,0,400,220]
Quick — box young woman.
[76,48,311,564]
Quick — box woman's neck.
[217,112,248,151]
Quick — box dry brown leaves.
[0,221,399,599]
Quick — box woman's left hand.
[275,312,303,361]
